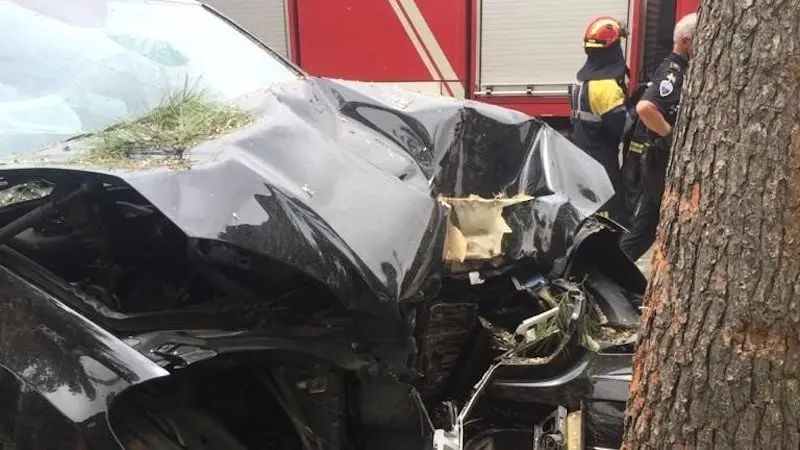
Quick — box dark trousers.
[585,145,627,228]
[621,146,643,224]
[619,143,669,261]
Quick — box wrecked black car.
[0,1,645,449]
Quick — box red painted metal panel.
[285,0,301,64]
[628,0,643,87]
[473,96,571,118]
[675,0,700,19]
[295,0,429,80]
[467,0,478,96]
[293,0,468,85]
[413,0,468,81]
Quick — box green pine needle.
[72,78,255,169]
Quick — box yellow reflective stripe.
[629,142,645,154]
[587,79,625,116]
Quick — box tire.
[114,403,247,450]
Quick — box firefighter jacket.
[569,77,635,160]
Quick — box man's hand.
[635,100,672,137]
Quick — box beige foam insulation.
[440,194,533,262]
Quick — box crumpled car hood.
[0,77,613,319]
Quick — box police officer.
[619,13,698,261]
[569,16,637,226]
[620,81,651,224]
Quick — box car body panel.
[0,258,169,448]
[1,77,622,320]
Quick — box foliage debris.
[0,181,52,207]
[72,84,255,170]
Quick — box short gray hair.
[674,13,698,41]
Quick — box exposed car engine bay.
[2,178,341,319]
[0,173,642,450]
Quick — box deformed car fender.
[0,257,169,449]
[557,216,647,297]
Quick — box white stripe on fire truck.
[445,81,464,98]
[388,0,465,98]
[395,0,460,81]
[387,0,441,89]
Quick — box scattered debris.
[479,317,517,352]
[71,83,255,170]
[467,271,485,285]
[300,184,316,197]
[0,181,52,207]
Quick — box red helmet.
[584,16,629,49]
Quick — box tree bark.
[622,1,800,449]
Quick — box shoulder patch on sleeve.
[669,62,683,71]
[659,79,674,97]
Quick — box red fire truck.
[206,0,699,120]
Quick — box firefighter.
[569,16,636,226]
[619,13,698,261]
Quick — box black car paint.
[1,76,628,320]
[0,5,645,448]
[0,257,168,449]
[489,350,632,448]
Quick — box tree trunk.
[622,1,800,449]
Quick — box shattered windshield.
[0,0,300,156]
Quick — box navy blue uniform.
[619,52,688,261]
[619,81,651,223]
[569,77,633,225]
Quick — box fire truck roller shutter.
[204,0,289,58]
[478,0,630,97]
